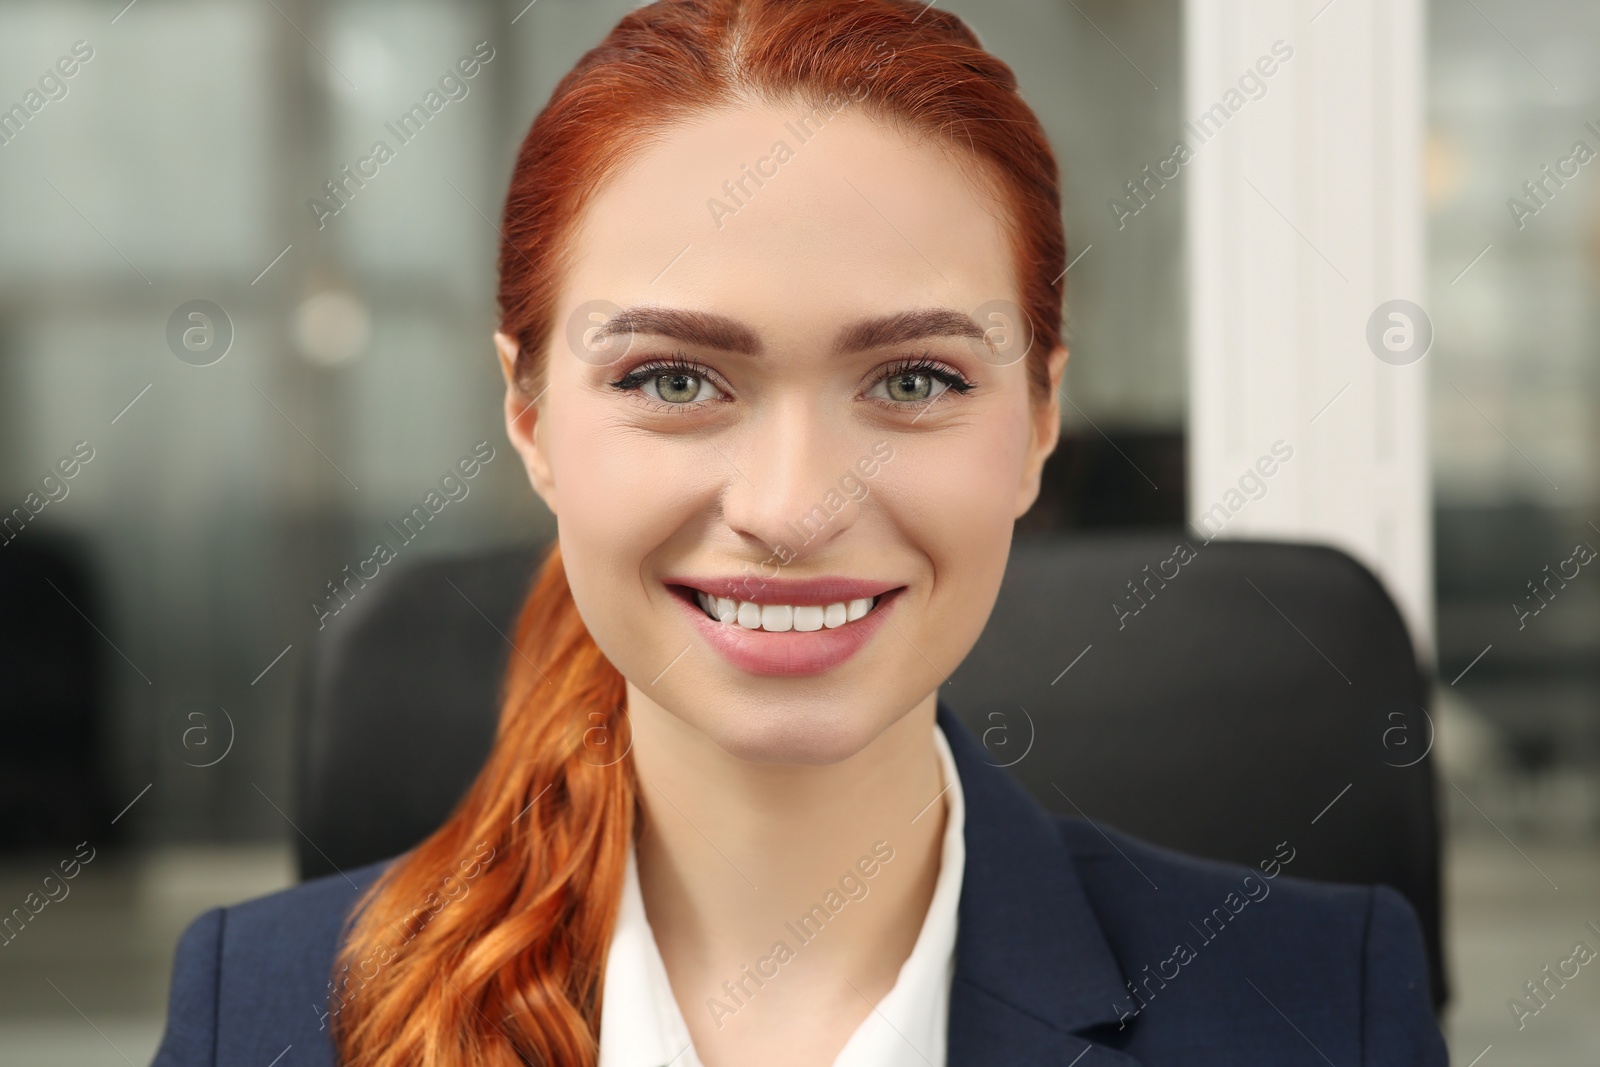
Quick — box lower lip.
[669,586,903,677]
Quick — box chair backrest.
[294,546,536,881]
[0,535,118,849]
[294,532,1445,1008]
[944,532,1444,1009]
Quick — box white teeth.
[692,589,882,631]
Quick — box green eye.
[610,357,725,406]
[879,371,940,403]
[867,357,974,406]
[648,370,715,404]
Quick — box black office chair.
[0,535,118,849]
[293,532,1446,1009]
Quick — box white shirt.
[598,723,967,1067]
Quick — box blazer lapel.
[937,699,1144,1066]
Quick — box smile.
[688,589,881,631]
[662,578,906,676]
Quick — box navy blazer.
[152,701,1447,1065]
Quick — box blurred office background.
[0,0,1595,1062]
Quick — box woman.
[152,1,1447,1064]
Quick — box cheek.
[899,400,1030,534]
[879,414,1029,631]
[893,443,1016,538]
[544,401,710,645]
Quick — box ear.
[1014,344,1070,518]
[496,330,558,515]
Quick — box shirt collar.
[598,720,966,1067]
[833,718,965,1065]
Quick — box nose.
[718,400,867,569]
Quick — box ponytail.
[330,541,635,1066]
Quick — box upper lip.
[663,575,904,605]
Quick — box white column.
[1184,0,1433,661]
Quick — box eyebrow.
[834,308,986,354]
[594,306,987,356]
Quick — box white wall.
[1185,0,1434,661]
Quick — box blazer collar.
[936,698,1143,1066]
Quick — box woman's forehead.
[560,102,1017,316]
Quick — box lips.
[660,574,903,605]
[665,581,905,677]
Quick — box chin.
[692,697,897,766]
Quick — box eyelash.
[609,355,719,406]
[607,352,976,412]
[878,355,978,403]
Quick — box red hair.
[331,2,1064,1063]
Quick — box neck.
[625,684,948,1042]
